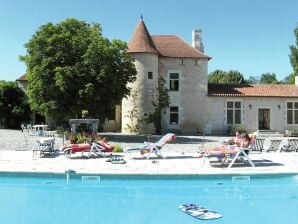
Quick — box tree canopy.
[0,81,31,128]
[259,73,279,84]
[20,18,136,124]
[208,70,245,84]
[246,76,259,84]
[287,25,298,84]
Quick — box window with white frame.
[169,73,179,91]
[170,106,179,124]
[287,102,298,124]
[226,101,242,125]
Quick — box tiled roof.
[127,20,158,54]
[127,20,211,59]
[208,84,298,97]
[151,35,210,59]
[16,74,27,81]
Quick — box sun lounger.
[227,147,255,168]
[63,141,113,158]
[267,139,282,152]
[252,138,265,152]
[280,138,298,152]
[205,147,254,168]
[124,133,176,159]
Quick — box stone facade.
[121,53,159,133]
[159,57,209,134]
[121,54,210,135]
[207,97,298,134]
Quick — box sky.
[0,0,297,81]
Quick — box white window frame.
[168,71,180,92]
[286,101,298,125]
[225,100,243,125]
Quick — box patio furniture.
[227,147,255,168]
[63,141,112,158]
[252,138,265,152]
[267,139,282,152]
[205,147,255,168]
[124,133,176,159]
[32,137,55,157]
[32,125,48,136]
[280,138,298,152]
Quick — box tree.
[283,73,295,84]
[208,70,245,84]
[246,76,259,84]
[289,25,298,82]
[208,70,226,84]
[20,18,136,125]
[259,73,279,84]
[0,81,31,128]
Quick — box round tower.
[122,19,159,134]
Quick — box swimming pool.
[0,173,297,224]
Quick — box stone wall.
[121,53,159,133]
[207,96,298,134]
[159,57,209,134]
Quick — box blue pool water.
[0,173,297,224]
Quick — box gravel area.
[0,129,227,152]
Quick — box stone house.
[16,19,298,134]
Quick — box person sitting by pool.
[222,130,242,147]
[199,133,251,157]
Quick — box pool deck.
[0,150,297,176]
[0,129,297,176]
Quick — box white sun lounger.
[124,133,176,159]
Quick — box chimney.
[295,76,298,85]
[192,29,204,53]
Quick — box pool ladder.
[65,169,76,184]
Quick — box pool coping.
[0,170,297,180]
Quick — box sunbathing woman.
[59,136,114,152]
[199,133,251,156]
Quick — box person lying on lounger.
[59,136,114,152]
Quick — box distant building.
[17,19,298,134]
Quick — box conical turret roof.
[127,20,158,54]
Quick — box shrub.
[113,144,123,153]
[290,129,298,137]
[228,124,246,135]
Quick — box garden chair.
[32,137,55,157]
[124,133,176,159]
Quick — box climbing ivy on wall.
[146,77,170,134]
